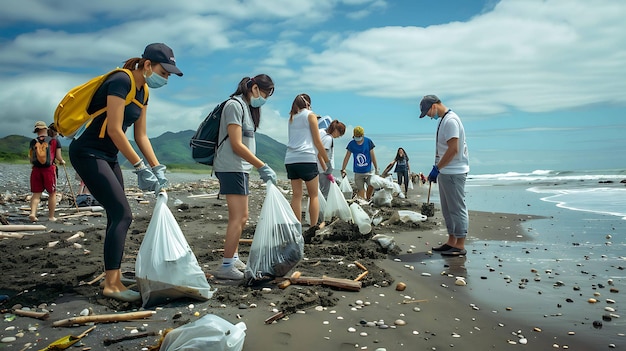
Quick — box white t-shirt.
[435,110,469,174]
[213,95,256,173]
[285,109,317,164]
[317,129,334,172]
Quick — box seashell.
[519,338,528,345]
[455,279,467,286]
[588,298,597,303]
[1,337,17,343]
[394,319,406,326]
[395,282,407,291]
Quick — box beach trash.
[390,210,427,224]
[349,203,372,234]
[372,234,395,250]
[372,189,393,207]
[160,314,246,351]
[339,177,353,199]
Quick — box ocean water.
[424,169,626,344]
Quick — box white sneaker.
[234,258,246,270]
[215,265,244,280]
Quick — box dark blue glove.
[152,164,168,190]
[134,164,159,192]
[428,165,439,183]
[257,164,277,185]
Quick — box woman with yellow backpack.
[67,43,182,302]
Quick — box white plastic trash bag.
[136,192,214,307]
[159,314,246,351]
[368,174,389,189]
[324,180,353,222]
[349,203,371,234]
[339,177,353,199]
[397,210,427,222]
[372,188,393,207]
[245,182,303,285]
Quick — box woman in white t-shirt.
[317,120,346,199]
[284,94,330,227]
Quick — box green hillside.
[0,131,287,172]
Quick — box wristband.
[133,159,146,170]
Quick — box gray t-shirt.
[213,95,256,173]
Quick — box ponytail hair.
[231,74,274,130]
[122,57,149,71]
[326,120,346,136]
[289,93,311,120]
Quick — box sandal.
[432,244,453,252]
[441,247,467,256]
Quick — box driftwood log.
[0,224,46,232]
[53,311,155,327]
[278,274,361,292]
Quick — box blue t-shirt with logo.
[346,137,375,174]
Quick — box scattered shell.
[588,298,597,303]
[395,282,407,291]
[533,327,542,332]
[348,327,356,333]
[1,337,16,343]
[394,319,406,326]
[421,272,431,277]
[80,308,90,316]
[519,338,528,345]
[605,307,616,312]
[360,332,368,337]
[455,279,467,286]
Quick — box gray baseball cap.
[419,95,441,118]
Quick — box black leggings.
[397,170,409,192]
[69,152,132,270]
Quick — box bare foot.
[28,214,38,222]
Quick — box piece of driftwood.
[264,311,285,324]
[0,309,50,320]
[277,271,302,289]
[353,261,367,271]
[53,311,156,327]
[103,331,157,346]
[279,274,362,291]
[0,232,35,239]
[58,211,103,220]
[187,193,219,199]
[0,224,46,232]
[354,271,369,282]
[238,239,253,245]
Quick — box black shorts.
[215,172,249,195]
[285,163,318,182]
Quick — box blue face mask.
[250,95,266,108]
[146,72,168,89]
[430,109,439,120]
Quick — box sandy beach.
[0,167,619,350]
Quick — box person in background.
[69,43,182,302]
[340,126,379,200]
[419,94,470,256]
[285,94,330,227]
[212,74,277,280]
[47,123,65,179]
[28,121,64,222]
[386,147,411,194]
[317,120,346,199]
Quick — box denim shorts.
[215,172,249,195]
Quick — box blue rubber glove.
[134,164,159,192]
[324,164,333,175]
[152,164,169,190]
[428,165,439,183]
[257,164,277,185]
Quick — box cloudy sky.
[1,0,624,175]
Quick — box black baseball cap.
[142,43,183,76]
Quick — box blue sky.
[1,0,624,175]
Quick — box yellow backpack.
[53,68,149,138]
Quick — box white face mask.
[354,136,364,142]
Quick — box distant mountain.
[0,131,287,171]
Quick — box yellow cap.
[353,126,364,137]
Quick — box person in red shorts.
[29,121,64,222]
